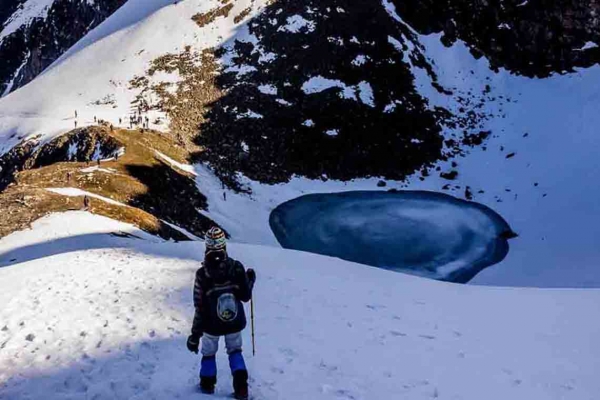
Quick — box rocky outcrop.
[193,0,490,189]
[393,0,600,77]
[0,126,121,191]
[0,0,28,28]
[0,0,126,95]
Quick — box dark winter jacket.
[191,257,254,337]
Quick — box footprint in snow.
[319,360,339,373]
[279,347,297,357]
[270,366,284,375]
[137,362,156,377]
[403,380,430,390]
[335,388,358,399]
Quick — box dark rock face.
[393,0,600,77]
[195,0,494,189]
[0,0,126,95]
[0,0,27,27]
[195,0,599,189]
[196,0,459,188]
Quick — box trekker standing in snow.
[187,227,256,400]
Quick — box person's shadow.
[0,232,177,268]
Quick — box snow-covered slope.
[0,0,599,288]
[0,0,257,153]
[0,0,126,96]
[0,212,599,399]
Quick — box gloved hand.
[187,334,200,354]
[246,268,256,284]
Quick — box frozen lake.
[269,191,515,283]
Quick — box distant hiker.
[75,110,78,118]
[223,192,227,201]
[83,195,90,210]
[74,120,78,128]
[119,118,122,125]
[187,227,256,400]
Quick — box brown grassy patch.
[130,48,222,152]
[0,186,187,240]
[0,127,216,240]
[234,7,252,24]
[192,3,234,28]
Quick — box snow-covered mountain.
[0,0,126,96]
[0,0,598,287]
[1,0,600,398]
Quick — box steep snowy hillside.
[0,212,599,399]
[0,0,126,96]
[0,0,599,287]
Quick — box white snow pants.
[201,332,243,356]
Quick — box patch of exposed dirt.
[129,47,222,152]
[0,126,218,241]
[0,126,121,191]
[192,3,234,28]
[0,186,186,240]
[234,7,253,24]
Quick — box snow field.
[0,212,599,399]
[0,0,599,288]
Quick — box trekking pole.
[251,296,256,356]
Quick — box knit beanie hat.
[205,226,226,252]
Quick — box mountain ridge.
[0,0,126,96]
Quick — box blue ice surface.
[269,190,516,283]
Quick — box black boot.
[200,376,216,394]
[232,370,249,400]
